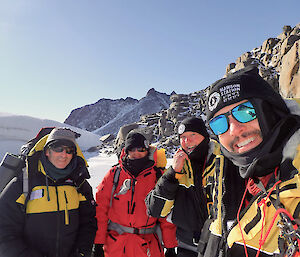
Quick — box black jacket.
[146,141,218,249]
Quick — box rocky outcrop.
[100,134,115,143]
[279,40,300,97]
[110,89,208,157]
[225,23,300,97]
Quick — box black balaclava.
[124,155,153,177]
[206,66,299,178]
[188,137,209,162]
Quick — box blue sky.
[0,0,299,122]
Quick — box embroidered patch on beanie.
[178,117,209,138]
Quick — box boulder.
[279,40,300,98]
[100,134,115,143]
[280,35,300,56]
[261,38,280,54]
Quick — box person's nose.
[228,115,245,135]
[59,149,68,157]
[181,139,188,148]
[130,151,137,156]
[183,137,191,144]
[130,149,139,156]
[131,148,138,152]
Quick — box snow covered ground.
[85,152,118,194]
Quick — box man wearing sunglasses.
[201,66,300,257]
[0,127,97,257]
[93,131,177,257]
[146,117,219,257]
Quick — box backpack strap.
[153,166,163,182]
[19,158,30,213]
[22,156,29,196]
[110,166,121,207]
[21,153,42,213]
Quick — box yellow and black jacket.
[0,136,97,257]
[146,140,220,251]
[202,129,300,257]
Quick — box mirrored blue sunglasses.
[208,101,257,135]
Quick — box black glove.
[165,248,177,257]
[92,244,104,257]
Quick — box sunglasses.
[50,145,75,155]
[208,101,257,135]
[128,147,147,152]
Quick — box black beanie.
[124,132,149,153]
[206,66,289,121]
[178,117,209,138]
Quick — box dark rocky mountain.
[64,88,172,136]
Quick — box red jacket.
[95,147,177,257]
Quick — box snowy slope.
[0,112,102,160]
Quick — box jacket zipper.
[130,179,136,213]
[55,186,60,257]
[124,166,152,214]
[64,191,69,225]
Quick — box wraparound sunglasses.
[50,145,75,154]
[208,101,257,135]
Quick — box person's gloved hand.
[165,247,177,257]
[92,244,104,257]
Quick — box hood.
[218,99,300,178]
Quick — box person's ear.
[45,148,50,157]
